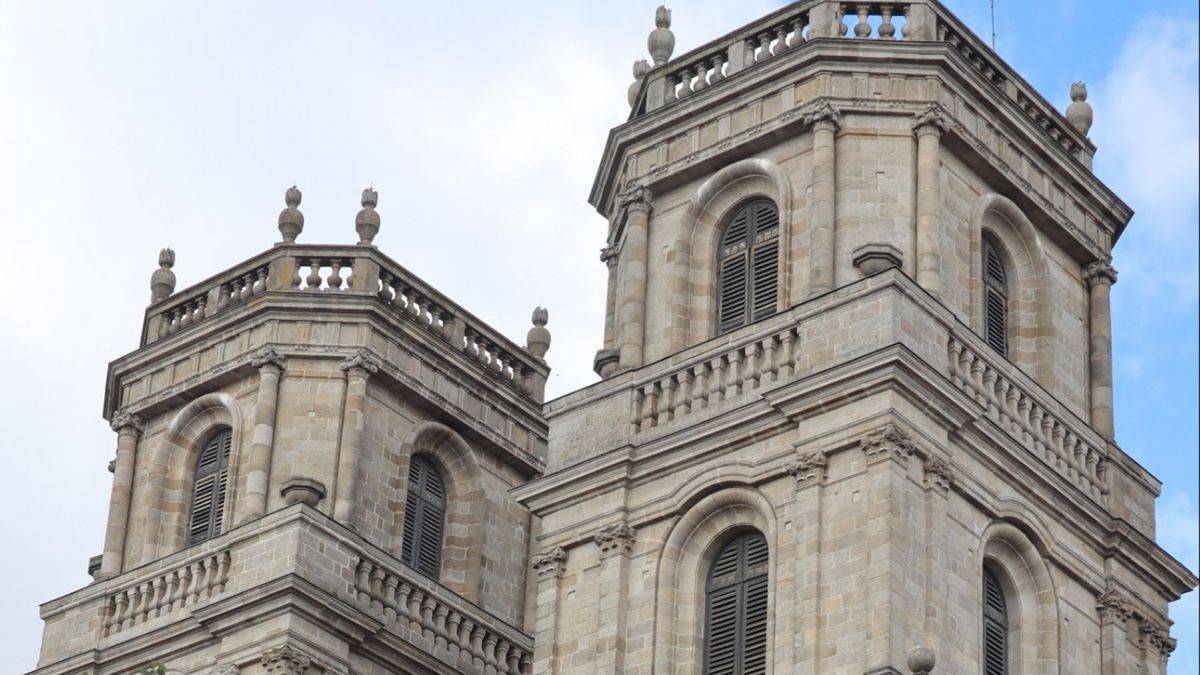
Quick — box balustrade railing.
[633,324,800,433]
[142,245,547,402]
[101,548,231,636]
[948,335,1106,499]
[353,557,532,674]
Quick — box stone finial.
[150,247,177,303]
[628,58,651,108]
[1065,82,1093,136]
[907,646,936,674]
[852,243,903,277]
[526,307,551,361]
[355,186,380,245]
[278,185,304,243]
[648,5,675,66]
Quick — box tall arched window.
[716,200,780,335]
[982,235,1009,355]
[401,456,446,580]
[983,566,1010,675]
[704,531,769,675]
[187,428,232,546]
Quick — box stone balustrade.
[353,557,532,674]
[141,244,547,403]
[637,0,1088,160]
[949,334,1107,499]
[632,324,800,433]
[101,548,231,636]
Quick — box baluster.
[179,301,193,328]
[878,5,896,39]
[495,640,512,674]
[678,67,694,98]
[746,343,762,390]
[148,577,164,618]
[837,3,849,36]
[1015,394,1033,442]
[174,564,192,610]
[664,74,678,103]
[772,25,789,55]
[420,596,437,641]
[788,16,807,48]
[117,588,133,630]
[693,60,711,92]
[640,383,658,431]
[378,270,395,302]
[253,267,267,294]
[102,596,117,636]
[948,339,963,386]
[327,260,343,292]
[901,5,912,39]
[1064,432,1082,483]
[483,633,500,670]
[407,588,424,634]
[710,52,727,83]
[967,357,985,406]
[193,296,207,322]
[382,574,400,621]
[726,349,743,397]
[162,569,179,614]
[370,566,386,612]
[434,605,451,650]
[710,354,728,403]
[305,258,322,290]
[659,376,675,424]
[995,379,1012,427]
[757,31,774,60]
[396,582,413,621]
[217,281,231,310]
[854,5,872,38]
[470,625,487,670]
[133,582,150,624]
[692,363,709,410]
[1050,422,1066,472]
[237,273,253,300]
[355,560,372,605]
[631,386,644,434]
[445,611,463,660]
[761,335,778,386]
[779,328,796,379]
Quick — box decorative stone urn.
[277,185,304,244]
[355,187,381,245]
[851,242,904,276]
[526,307,551,361]
[648,6,675,66]
[628,58,650,108]
[1065,82,1093,136]
[280,477,326,508]
[150,247,177,303]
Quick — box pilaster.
[593,522,636,673]
[913,105,948,297]
[241,345,286,524]
[805,101,841,296]
[786,450,828,668]
[1096,588,1135,675]
[333,349,380,526]
[616,185,652,371]
[98,411,145,580]
[920,454,955,659]
[531,546,569,673]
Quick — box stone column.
[98,411,144,580]
[593,523,636,673]
[786,450,829,668]
[1097,589,1135,675]
[1137,616,1175,675]
[616,185,653,370]
[804,102,841,296]
[240,346,286,524]
[333,349,379,525]
[913,105,948,296]
[1084,260,1118,439]
[531,546,568,673]
[602,247,619,351]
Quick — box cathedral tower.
[517,2,1195,674]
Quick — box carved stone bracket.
[110,410,145,436]
[786,450,829,488]
[802,100,842,130]
[594,522,637,558]
[912,104,949,137]
[531,546,568,580]
[340,349,381,377]
[261,644,314,675]
[599,245,620,267]
[860,423,918,465]
[250,345,288,370]
[1083,258,1118,288]
[922,455,956,493]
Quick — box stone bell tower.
[35,188,550,673]
[518,3,1195,674]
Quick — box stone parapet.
[35,505,532,674]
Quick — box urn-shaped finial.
[648,6,675,66]
[526,306,551,361]
[906,646,936,674]
[628,58,651,108]
[150,247,177,303]
[356,186,381,245]
[1065,82,1093,136]
[278,185,304,243]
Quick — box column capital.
[260,645,314,675]
[110,410,145,436]
[594,522,637,557]
[785,450,828,487]
[860,423,918,465]
[619,183,654,216]
[600,245,620,266]
[340,348,380,377]
[922,455,956,493]
[912,104,949,137]
[803,100,842,131]
[531,545,568,580]
[1083,258,1118,287]
[249,344,287,371]
[1096,587,1135,624]
[1138,616,1176,664]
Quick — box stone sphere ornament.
[277,185,304,244]
[648,5,675,66]
[355,186,381,245]
[906,646,936,674]
[1065,82,1093,136]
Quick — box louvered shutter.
[187,428,232,546]
[717,200,779,335]
[982,567,1009,675]
[983,238,1008,356]
[704,532,770,675]
[401,456,446,580]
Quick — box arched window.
[983,566,1010,675]
[186,428,232,546]
[401,456,446,580]
[704,531,769,675]
[716,200,780,335]
[982,235,1009,355]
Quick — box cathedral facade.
[34,2,1196,674]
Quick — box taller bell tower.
[519,2,1195,673]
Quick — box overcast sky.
[0,1,1195,672]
